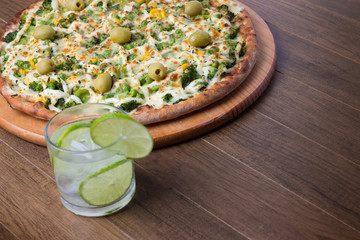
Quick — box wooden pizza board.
[0,5,276,148]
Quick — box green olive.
[134,0,146,4]
[33,25,55,40]
[94,73,113,93]
[148,62,166,81]
[188,30,211,48]
[66,0,86,11]
[37,59,55,75]
[185,1,203,16]
[109,27,131,44]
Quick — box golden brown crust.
[0,1,58,119]
[0,0,257,124]
[131,8,257,125]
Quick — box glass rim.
[44,103,126,154]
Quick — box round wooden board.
[0,4,276,148]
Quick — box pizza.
[0,0,256,125]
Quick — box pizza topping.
[0,0,248,112]
[94,73,113,94]
[66,0,86,11]
[148,62,166,81]
[188,30,211,48]
[184,1,203,16]
[37,59,55,75]
[109,27,131,44]
[33,25,55,40]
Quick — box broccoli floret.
[162,93,173,103]
[47,80,63,91]
[207,67,218,80]
[29,81,44,92]
[225,26,239,39]
[64,99,78,109]
[4,31,18,43]
[217,5,235,22]
[156,42,170,51]
[160,24,174,32]
[123,33,147,50]
[43,0,53,12]
[149,85,160,94]
[130,89,144,99]
[56,56,79,71]
[120,100,141,112]
[55,98,65,108]
[85,33,109,47]
[206,47,219,55]
[127,54,137,61]
[239,42,247,57]
[195,81,209,91]
[139,73,153,86]
[181,64,201,88]
[57,13,76,28]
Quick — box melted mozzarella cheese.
[0,0,246,112]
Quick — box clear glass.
[45,103,135,217]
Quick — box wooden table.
[1,0,360,239]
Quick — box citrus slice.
[57,122,91,149]
[90,112,153,158]
[79,159,133,206]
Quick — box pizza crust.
[0,1,59,119]
[131,9,257,125]
[0,0,257,124]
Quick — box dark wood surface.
[1,0,360,239]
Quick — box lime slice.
[79,159,133,206]
[90,113,153,158]
[57,122,91,149]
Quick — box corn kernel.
[181,63,189,70]
[19,69,25,75]
[186,54,193,60]
[29,60,36,67]
[150,9,158,18]
[196,51,205,55]
[150,9,167,19]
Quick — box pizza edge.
[0,1,56,119]
[0,1,257,124]
[131,8,257,125]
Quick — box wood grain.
[137,139,360,240]
[0,224,18,240]
[304,0,360,21]
[240,0,360,63]
[270,25,360,109]
[0,4,276,148]
[0,140,130,240]
[0,0,360,239]
[203,106,360,230]
[0,129,248,240]
[108,166,247,240]
[254,72,360,163]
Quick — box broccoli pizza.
[0,0,256,124]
